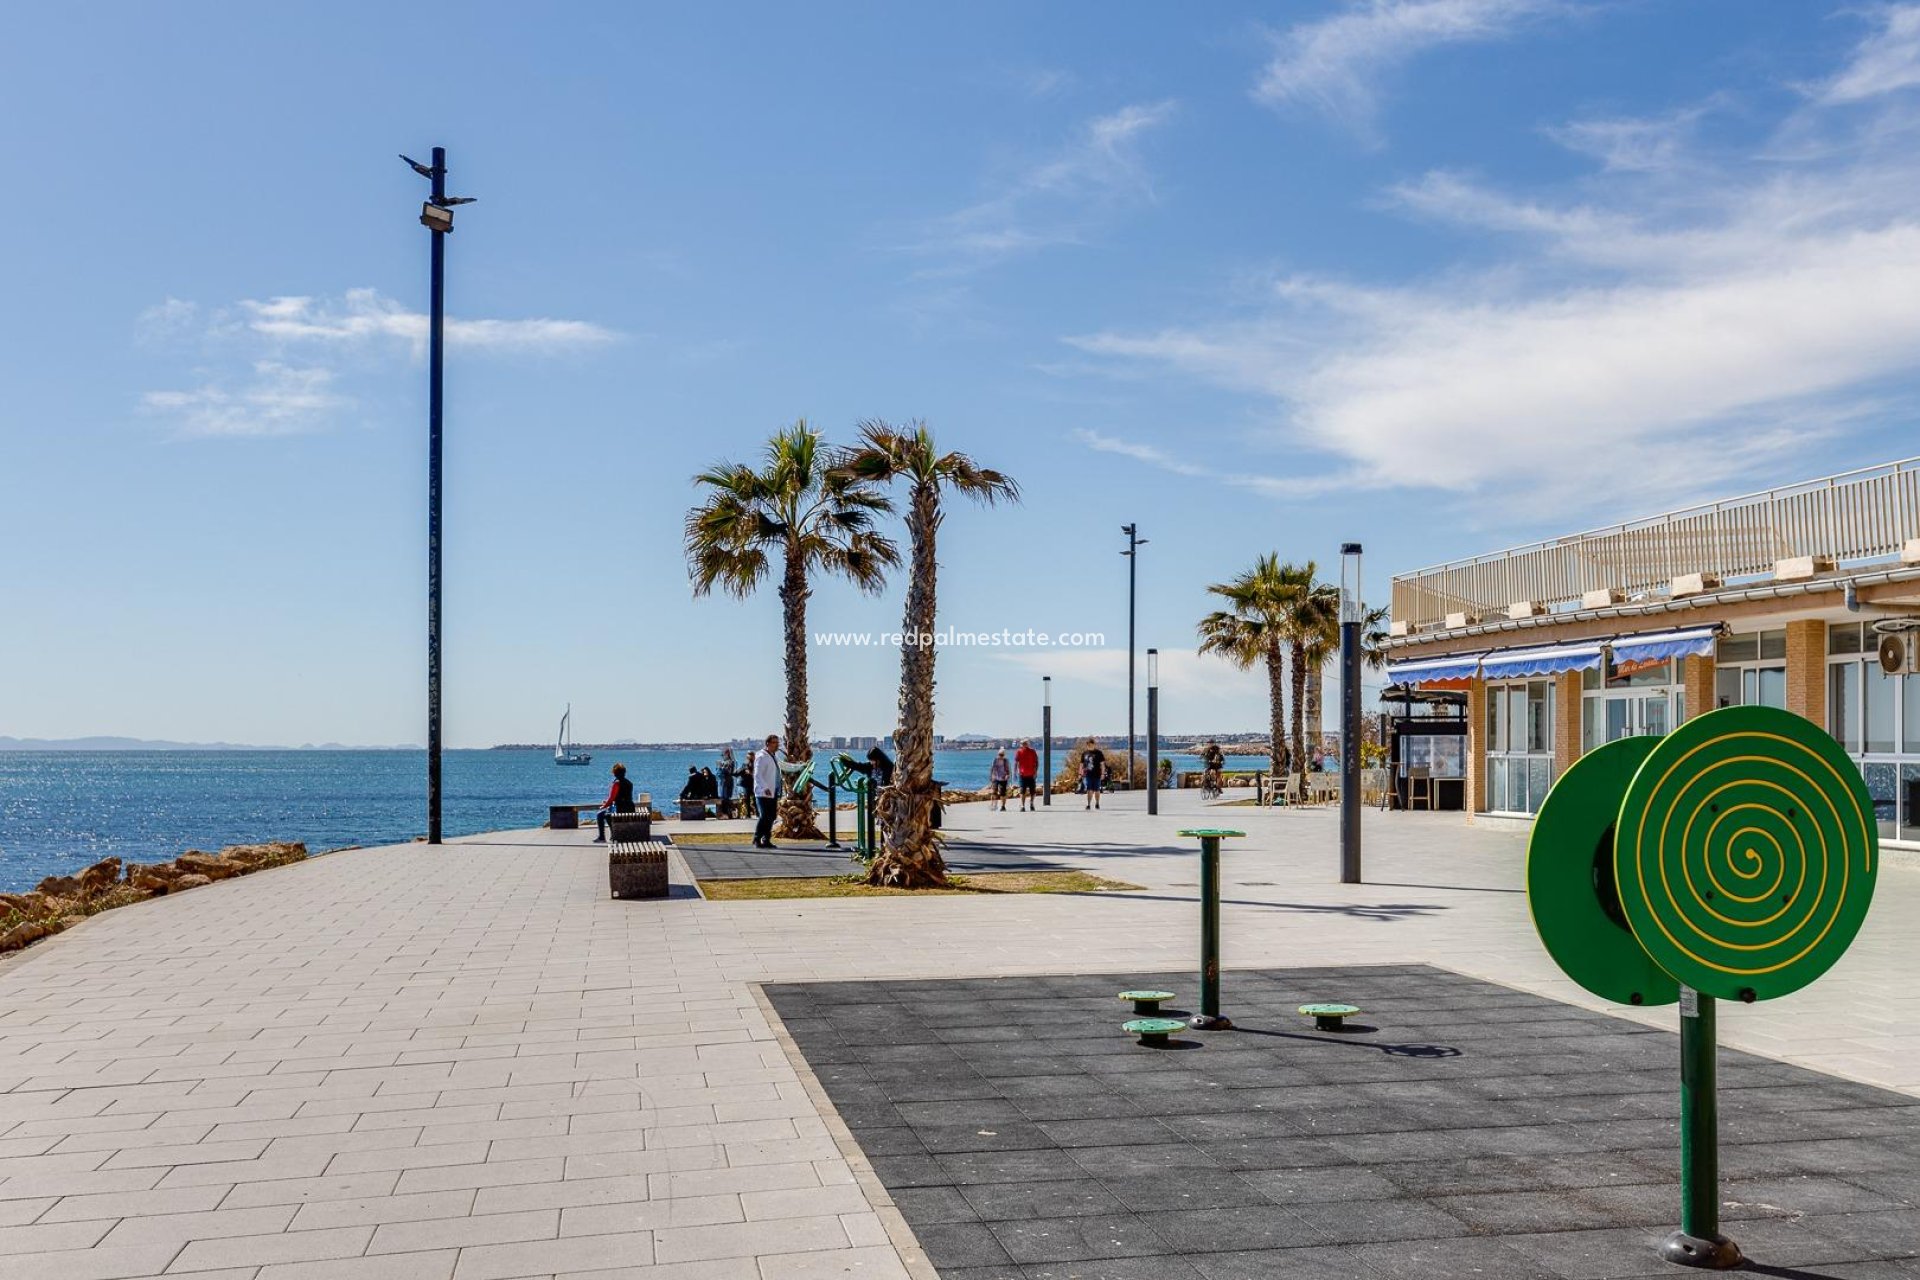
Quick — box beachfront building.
[1382,457,1920,847]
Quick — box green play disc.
[1528,735,1678,1008]
[1617,705,1877,1003]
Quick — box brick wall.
[1682,654,1714,725]
[1553,671,1583,775]
[1466,678,1487,814]
[1786,619,1827,730]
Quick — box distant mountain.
[0,737,419,751]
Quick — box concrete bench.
[610,840,672,900]
[549,795,652,830]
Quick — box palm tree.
[686,422,898,839]
[1290,576,1345,788]
[839,420,1019,887]
[1196,554,1301,784]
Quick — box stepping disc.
[1616,705,1877,1003]
[1528,736,1678,1008]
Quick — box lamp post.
[1121,524,1148,789]
[1147,649,1160,816]
[1042,677,1052,807]
[1339,542,1363,883]
[401,149,475,846]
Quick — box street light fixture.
[400,147,476,847]
[1339,542,1364,883]
[1147,649,1160,816]
[1121,524,1148,789]
[1042,676,1053,808]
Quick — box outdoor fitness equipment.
[833,753,879,862]
[1527,705,1877,1270]
[1179,828,1244,1030]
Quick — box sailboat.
[555,705,592,766]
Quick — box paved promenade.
[0,791,1914,1278]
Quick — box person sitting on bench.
[595,763,636,843]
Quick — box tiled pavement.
[0,794,1916,1277]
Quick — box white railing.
[1392,457,1920,629]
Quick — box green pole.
[1665,987,1742,1269]
[1180,829,1242,1031]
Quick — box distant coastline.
[0,737,421,752]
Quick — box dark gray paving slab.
[766,965,1920,1279]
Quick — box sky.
[7,2,1920,747]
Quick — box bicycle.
[1200,767,1223,800]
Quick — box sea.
[0,747,1207,894]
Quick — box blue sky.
[6,1,1920,747]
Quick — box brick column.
[1682,654,1714,726]
[1786,619,1827,730]
[1466,678,1488,815]
[1553,671,1582,776]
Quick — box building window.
[1716,630,1786,710]
[1827,632,1920,842]
[1486,679,1554,815]
[1582,656,1682,753]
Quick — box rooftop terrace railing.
[1391,457,1920,630]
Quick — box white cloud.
[1543,103,1715,173]
[1074,428,1359,499]
[238,288,616,354]
[1820,4,1920,104]
[143,362,343,439]
[1067,23,1920,520]
[135,297,198,343]
[1255,0,1562,136]
[137,289,614,439]
[907,101,1177,270]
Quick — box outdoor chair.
[1406,765,1435,811]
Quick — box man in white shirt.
[752,734,781,849]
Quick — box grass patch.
[699,870,1142,901]
[667,830,759,845]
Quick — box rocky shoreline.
[0,841,308,954]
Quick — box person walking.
[1081,738,1107,811]
[717,747,736,817]
[988,748,1011,812]
[752,734,782,849]
[593,762,636,843]
[1015,739,1039,811]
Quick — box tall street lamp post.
[401,148,474,846]
[1042,677,1052,807]
[1146,649,1160,816]
[1339,542,1364,883]
[1121,524,1147,788]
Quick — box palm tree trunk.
[1305,666,1324,751]
[870,480,947,888]
[776,547,824,840]
[1290,639,1309,790]
[1265,642,1286,783]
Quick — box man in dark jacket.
[595,763,636,842]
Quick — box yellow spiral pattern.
[1616,706,1877,1002]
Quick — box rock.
[0,920,49,951]
[0,892,43,917]
[220,841,305,867]
[128,863,186,894]
[174,853,238,881]
[172,874,213,890]
[34,874,81,898]
[77,858,122,896]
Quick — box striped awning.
[1611,626,1719,668]
[1480,641,1606,680]
[1384,652,1486,686]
